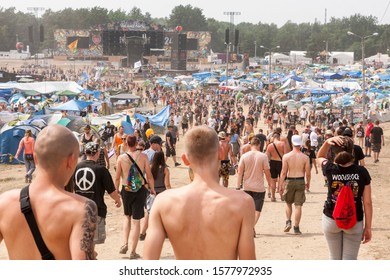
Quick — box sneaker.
[129,252,141,259]
[284,220,292,232]
[175,162,181,167]
[293,226,302,235]
[119,244,128,254]
[139,233,146,241]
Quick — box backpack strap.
[20,185,55,260]
[273,143,283,160]
[126,153,148,185]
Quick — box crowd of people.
[0,72,386,260]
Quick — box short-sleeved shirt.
[365,123,374,137]
[370,126,383,143]
[238,151,270,193]
[322,161,371,221]
[73,160,116,218]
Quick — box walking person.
[236,137,272,237]
[0,125,97,259]
[73,142,121,253]
[139,151,171,241]
[265,131,286,201]
[218,131,237,188]
[370,120,384,163]
[115,135,155,259]
[279,135,311,235]
[14,129,35,183]
[364,119,374,157]
[144,126,256,260]
[317,135,372,260]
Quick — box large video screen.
[66,36,90,49]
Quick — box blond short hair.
[184,126,219,165]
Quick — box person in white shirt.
[207,115,217,130]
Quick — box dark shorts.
[182,123,188,129]
[269,160,283,179]
[121,186,147,220]
[282,179,306,206]
[219,160,231,181]
[365,137,371,148]
[372,143,381,152]
[166,146,176,157]
[244,191,265,212]
[273,119,278,124]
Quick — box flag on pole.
[68,39,78,52]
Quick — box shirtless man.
[279,135,311,235]
[115,135,155,259]
[240,133,255,156]
[218,131,237,188]
[143,126,256,259]
[0,125,97,259]
[265,131,286,201]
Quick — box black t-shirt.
[73,160,116,218]
[371,126,383,143]
[165,131,174,147]
[255,133,267,152]
[301,147,316,166]
[104,125,115,137]
[353,145,365,165]
[322,161,371,221]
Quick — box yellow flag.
[68,39,78,52]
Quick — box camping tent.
[49,99,93,112]
[0,124,41,164]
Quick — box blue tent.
[49,99,92,111]
[192,72,213,80]
[121,115,134,135]
[134,105,170,127]
[0,125,41,164]
[301,95,331,103]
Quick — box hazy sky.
[3,0,390,26]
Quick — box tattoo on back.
[81,200,97,260]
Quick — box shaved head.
[183,126,219,165]
[34,124,79,171]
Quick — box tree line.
[1,5,390,60]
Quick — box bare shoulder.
[0,189,21,214]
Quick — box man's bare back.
[0,125,97,260]
[219,140,232,161]
[0,186,95,259]
[145,182,255,259]
[266,139,285,161]
[143,126,255,260]
[282,151,309,178]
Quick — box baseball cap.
[218,131,226,139]
[291,135,302,146]
[342,128,353,137]
[150,135,164,145]
[85,142,99,155]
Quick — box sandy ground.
[1,115,390,260]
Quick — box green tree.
[167,4,208,31]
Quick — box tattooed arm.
[69,199,98,260]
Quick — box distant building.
[364,53,390,68]
[327,52,354,65]
[289,51,312,65]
